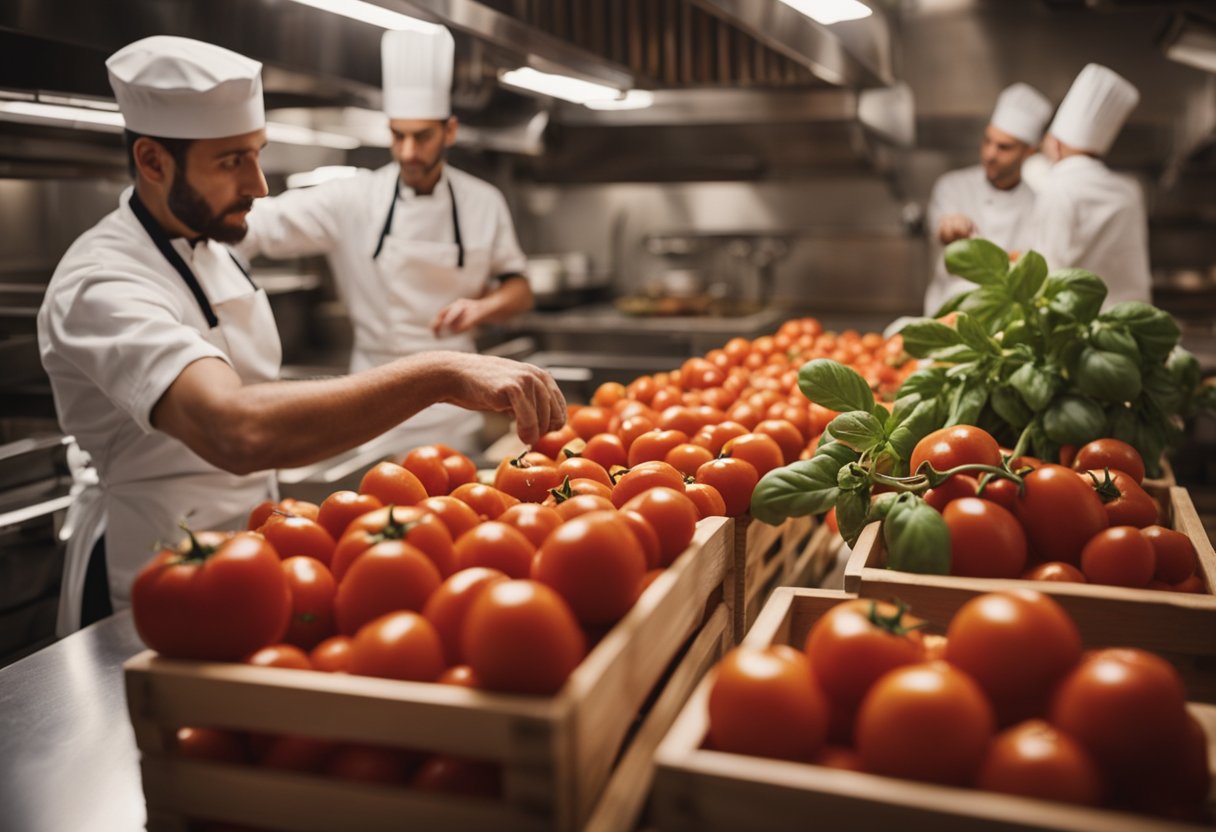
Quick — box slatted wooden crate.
[652,587,1216,832]
[725,515,820,642]
[844,486,1216,701]
[125,517,733,832]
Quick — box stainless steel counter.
[0,612,147,832]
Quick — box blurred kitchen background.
[1,0,1215,662]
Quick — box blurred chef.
[1036,63,1149,308]
[37,36,564,633]
[923,83,1054,315]
[238,26,532,453]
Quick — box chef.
[37,36,565,633]
[1035,63,1150,308]
[923,83,1054,315]
[237,25,532,453]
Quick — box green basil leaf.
[888,398,944,464]
[1009,362,1057,412]
[959,284,1013,328]
[1099,303,1180,361]
[944,238,1010,286]
[1042,269,1107,323]
[883,494,951,575]
[1073,348,1142,403]
[749,455,842,525]
[945,360,981,380]
[1042,395,1107,445]
[798,359,875,413]
[837,462,870,492]
[836,486,872,548]
[990,386,1033,428]
[930,289,971,319]
[930,344,982,364]
[888,395,922,431]
[815,440,862,468]
[1007,250,1048,304]
[956,313,998,355]
[1000,319,1038,351]
[897,367,947,400]
[947,383,988,426]
[1141,363,1184,414]
[1167,346,1200,393]
[899,320,962,358]
[1090,325,1140,363]
[1027,419,1058,465]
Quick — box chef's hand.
[444,353,566,446]
[432,298,486,337]
[937,214,977,245]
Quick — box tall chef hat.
[107,36,264,139]
[382,26,455,120]
[1048,63,1140,156]
[990,82,1053,146]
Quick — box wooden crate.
[125,517,733,832]
[653,587,1216,832]
[725,515,817,643]
[844,486,1216,700]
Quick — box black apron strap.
[128,191,219,328]
[372,179,399,260]
[448,179,464,268]
[226,251,258,289]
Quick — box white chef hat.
[382,26,455,120]
[1048,63,1140,156]
[990,82,1053,145]
[107,36,264,139]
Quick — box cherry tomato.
[417,495,481,542]
[944,591,1081,725]
[856,662,995,786]
[621,487,699,567]
[684,482,727,520]
[246,644,312,670]
[462,580,586,695]
[309,635,353,673]
[532,511,647,626]
[280,556,337,650]
[1022,561,1087,583]
[1073,438,1145,484]
[1015,465,1108,565]
[976,720,1102,806]
[1081,468,1159,528]
[259,515,336,567]
[316,490,383,541]
[359,461,427,506]
[333,541,442,635]
[694,457,759,517]
[132,530,291,661]
[923,474,978,512]
[452,521,536,580]
[1080,526,1156,588]
[942,498,1027,579]
[707,645,829,762]
[909,425,1002,475]
[1141,525,1198,584]
[347,611,445,682]
[331,506,455,582]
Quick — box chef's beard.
[168,171,254,244]
[399,148,446,192]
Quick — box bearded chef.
[37,36,564,634]
[238,25,533,453]
[1035,63,1150,308]
[923,83,1054,316]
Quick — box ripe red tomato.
[1022,561,1087,583]
[546,477,614,506]
[976,720,1102,806]
[493,453,564,504]
[694,457,759,517]
[452,521,536,579]
[944,591,1081,724]
[176,727,248,764]
[449,483,519,519]
[437,664,480,688]
[1050,648,1190,778]
[581,433,628,471]
[246,497,319,530]
[325,744,413,785]
[1015,465,1108,565]
[246,644,312,670]
[975,476,1019,511]
[754,419,805,465]
[308,635,352,672]
[462,580,586,694]
[417,495,481,542]
[664,443,715,478]
[856,662,995,786]
[552,493,616,521]
[942,497,1027,579]
[611,461,686,507]
[346,611,445,682]
[1073,438,1146,484]
[316,490,383,541]
[684,482,727,519]
[1141,525,1198,584]
[1118,711,1212,815]
[923,474,979,512]
[440,450,478,492]
[909,425,1002,475]
[803,599,926,720]
[627,429,690,468]
[359,461,428,506]
[259,515,336,567]
[619,509,662,570]
[331,506,455,582]
[412,755,502,797]
[555,456,612,487]
[1081,468,1159,528]
[421,567,510,666]
[707,645,829,762]
[692,421,749,456]
[131,531,291,661]
[621,487,699,567]
[722,433,785,478]
[532,511,648,626]
[280,556,337,650]
[570,406,611,440]
[592,381,626,409]
[497,502,563,549]
[532,424,578,459]
[333,541,442,635]
[1080,526,1156,587]
[402,445,449,497]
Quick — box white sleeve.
[925,176,951,241]
[45,272,229,433]
[236,177,357,260]
[1031,184,1079,272]
[488,190,527,280]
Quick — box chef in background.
[1035,63,1150,308]
[37,36,564,634]
[923,83,1054,315]
[238,25,532,453]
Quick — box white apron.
[353,178,486,452]
[56,194,280,636]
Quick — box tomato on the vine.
[909,425,1002,475]
[1015,465,1108,564]
[1072,438,1145,484]
[942,498,1027,579]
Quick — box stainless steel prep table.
[0,612,146,832]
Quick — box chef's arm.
[150,350,565,474]
[430,275,533,336]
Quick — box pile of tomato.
[907,427,1204,591]
[707,590,1211,821]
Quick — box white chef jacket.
[37,188,279,617]
[924,165,1038,316]
[238,163,527,365]
[1032,154,1151,309]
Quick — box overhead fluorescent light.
[778,0,872,25]
[583,90,655,111]
[1161,13,1216,74]
[499,67,620,105]
[283,0,439,31]
[286,165,363,188]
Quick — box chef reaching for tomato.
[36,36,565,636]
